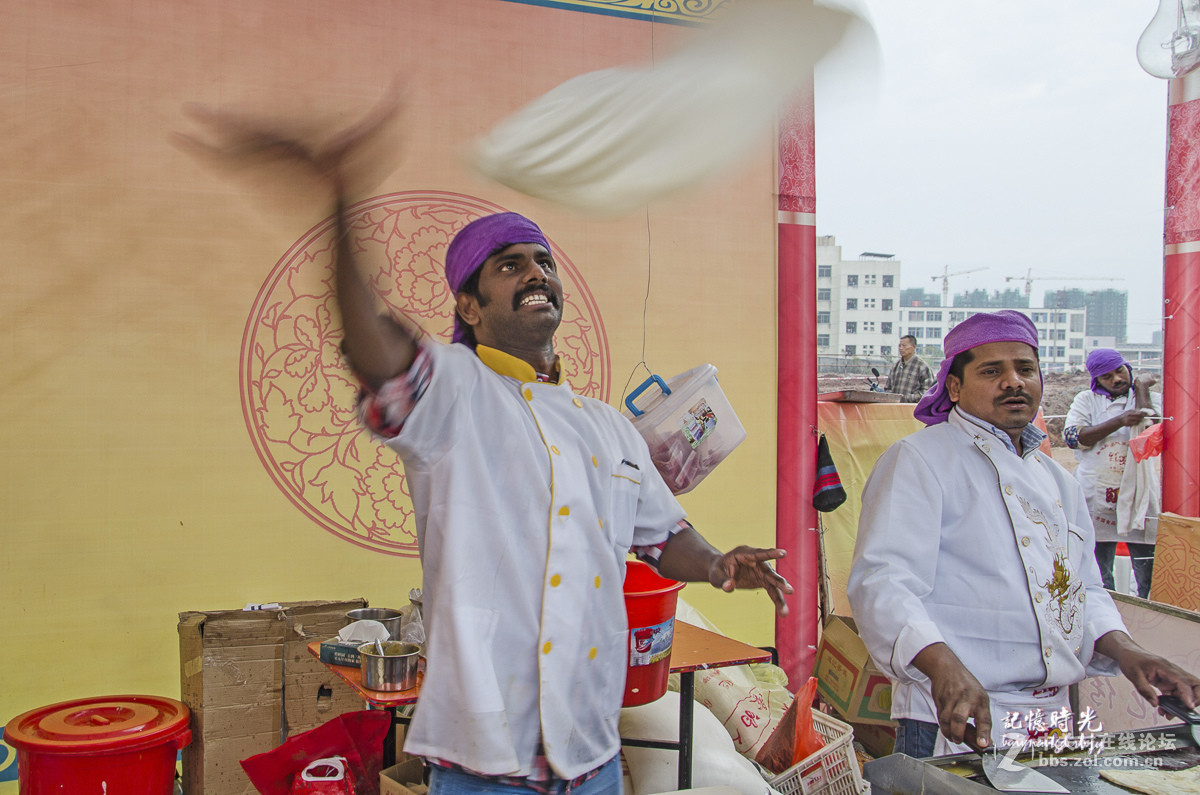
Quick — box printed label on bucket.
[680,398,717,449]
[628,619,675,667]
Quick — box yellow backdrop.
[0,0,789,784]
[817,402,925,618]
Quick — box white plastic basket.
[764,710,867,795]
[621,364,746,495]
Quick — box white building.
[819,236,1094,372]
[899,306,1088,372]
[816,236,901,359]
[1085,336,1163,374]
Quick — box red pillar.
[775,90,819,684]
[1163,73,1200,516]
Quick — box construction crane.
[931,265,987,306]
[1005,267,1124,297]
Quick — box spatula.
[1157,694,1200,747]
[979,743,1069,793]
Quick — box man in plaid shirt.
[888,334,935,403]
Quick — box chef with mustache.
[180,94,793,794]
[1064,349,1163,597]
[847,311,1200,758]
[351,209,792,794]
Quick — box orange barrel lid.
[4,695,190,755]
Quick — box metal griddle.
[864,728,1200,795]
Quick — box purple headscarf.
[914,310,1041,426]
[444,212,551,345]
[1086,348,1131,395]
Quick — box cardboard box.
[282,603,370,737]
[1149,512,1200,611]
[381,757,427,795]
[179,599,367,795]
[813,615,893,726]
[848,720,896,759]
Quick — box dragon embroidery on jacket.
[1017,495,1084,640]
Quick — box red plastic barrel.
[623,560,685,707]
[4,695,191,794]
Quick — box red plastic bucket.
[4,695,191,795]
[623,560,685,707]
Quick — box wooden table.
[306,640,421,770]
[309,621,773,788]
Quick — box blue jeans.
[428,758,621,795]
[894,718,939,758]
[1095,541,1155,598]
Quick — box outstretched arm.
[331,193,416,389]
[655,524,792,615]
[175,85,413,388]
[1095,630,1200,711]
[1073,408,1153,448]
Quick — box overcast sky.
[814,1,1169,343]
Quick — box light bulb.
[1138,0,1200,79]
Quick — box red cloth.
[1130,422,1164,462]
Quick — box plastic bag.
[399,602,425,648]
[290,756,355,794]
[1129,422,1164,462]
[753,677,825,774]
[240,711,391,795]
[670,598,794,758]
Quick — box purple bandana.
[914,310,1041,426]
[1086,348,1131,395]
[444,213,551,345]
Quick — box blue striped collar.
[955,406,1046,458]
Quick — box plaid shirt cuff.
[631,520,692,568]
[356,344,434,438]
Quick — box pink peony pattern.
[777,92,816,214]
[1166,97,1200,245]
[241,192,610,556]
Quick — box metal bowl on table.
[358,641,421,691]
[345,607,404,640]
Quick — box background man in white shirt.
[1064,349,1162,597]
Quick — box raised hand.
[173,78,405,203]
[708,546,792,615]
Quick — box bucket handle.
[171,728,193,750]
[624,375,670,417]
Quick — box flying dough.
[473,0,865,217]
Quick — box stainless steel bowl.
[358,641,420,691]
[345,607,404,640]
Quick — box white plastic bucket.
[622,364,746,494]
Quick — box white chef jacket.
[382,342,686,779]
[1064,388,1163,544]
[847,408,1126,749]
